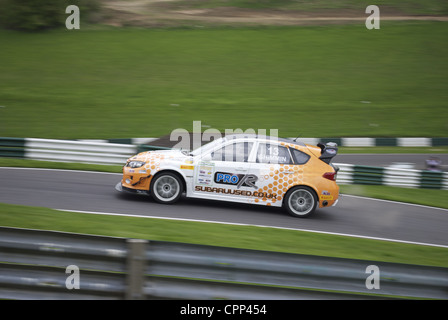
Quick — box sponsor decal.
[214,172,258,189]
[195,186,277,199]
[180,165,194,170]
[320,190,333,200]
[197,162,214,185]
[258,153,287,163]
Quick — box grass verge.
[0,158,123,173]
[1,22,447,139]
[0,202,447,267]
[340,185,448,209]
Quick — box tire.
[284,186,318,218]
[150,172,183,204]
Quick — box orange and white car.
[115,134,339,218]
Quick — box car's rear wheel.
[284,186,317,218]
[150,172,183,204]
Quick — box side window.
[210,142,253,162]
[290,148,310,165]
[256,143,293,164]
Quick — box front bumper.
[121,165,153,191]
[115,182,149,195]
[115,181,123,192]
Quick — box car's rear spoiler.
[317,142,338,165]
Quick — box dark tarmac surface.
[1,167,447,247]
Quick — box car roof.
[224,134,306,147]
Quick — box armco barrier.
[25,138,137,165]
[0,227,447,300]
[334,163,448,189]
[0,137,446,189]
[0,138,169,165]
[0,137,134,164]
[0,137,26,158]
[100,136,448,147]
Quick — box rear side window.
[290,148,310,165]
[256,143,293,164]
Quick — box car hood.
[128,149,188,162]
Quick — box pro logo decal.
[214,172,258,189]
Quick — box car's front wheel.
[284,186,318,218]
[150,172,183,204]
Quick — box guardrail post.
[125,239,148,300]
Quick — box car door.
[191,140,255,203]
[245,141,295,207]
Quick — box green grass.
[340,185,448,209]
[0,202,447,267]
[0,158,123,173]
[1,21,448,139]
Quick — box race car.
[115,134,339,218]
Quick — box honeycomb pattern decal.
[133,152,170,175]
[122,152,170,188]
[253,164,305,205]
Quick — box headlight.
[126,160,146,168]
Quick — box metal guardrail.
[335,163,448,189]
[0,138,168,165]
[0,137,446,188]
[1,227,447,300]
[299,137,448,147]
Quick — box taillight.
[323,172,336,181]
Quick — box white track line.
[341,194,448,212]
[56,208,448,248]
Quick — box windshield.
[189,137,225,156]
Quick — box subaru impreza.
[115,134,339,218]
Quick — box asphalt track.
[1,167,447,247]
